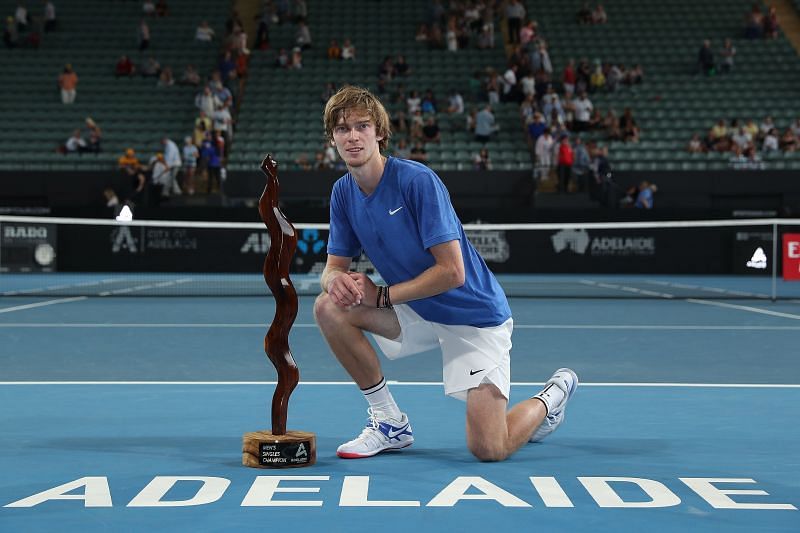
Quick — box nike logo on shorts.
[469,369,485,376]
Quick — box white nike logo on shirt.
[389,206,404,215]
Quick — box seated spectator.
[394,55,411,76]
[327,39,341,59]
[157,66,174,86]
[606,63,622,92]
[378,56,395,81]
[44,1,57,33]
[156,0,169,17]
[619,108,640,142]
[763,6,778,39]
[341,37,355,60]
[744,3,764,39]
[409,140,428,164]
[592,4,608,24]
[85,117,102,152]
[275,47,289,68]
[195,20,215,42]
[421,117,441,143]
[762,128,779,152]
[421,89,438,114]
[64,129,88,154]
[447,89,464,114]
[687,133,706,153]
[142,0,156,17]
[744,118,759,139]
[473,147,492,170]
[731,126,753,151]
[780,128,799,152]
[466,108,478,133]
[589,64,605,92]
[295,19,311,50]
[393,138,411,159]
[140,55,161,78]
[719,38,736,73]
[14,3,27,32]
[293,153,312,171]
[759,116,776,139]
[604,109,621,141]
[321,81,336,103]
[289,47,303,69]
[313,151,330,170]
[707,119,729,151]
[475,104,499,143]
[180,64,201,86]
[743,146,765,169]
[697,39,714,75]
[115,55,136,77]
[577,2,592,24]
[626,63,644,85]
[391,110,408,135]
[588,108,603,130]
[415,23,429,42]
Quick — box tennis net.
[1,215,799,299]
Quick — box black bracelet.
[376,285,393,309]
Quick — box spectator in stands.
[707,118,729,151]
[697,40,714,75]
[414,23,429,43]
[391,110,408,136]
[447,89,464,114]
[604,109,621,141]
[634,181,657,208]
[289,47,303,69]
[422,117,441,144]
[341,38,356,60]
[327,39,341,59]
[394,55,411,76]
[619,108,640,143]
[406,90,421,114]
[445,16,458,52]
[572,91,593,132]
[409,140,428,164]
[138,19,150,50]
[293,153,312,171]
[729,145,747,169]
[421,89,438,114]
[161,137,182,196]
[744,3,764,39]
[157,66,174,87]
[731,126,753,152]
[466,108,477,134]
[295,19,311,50]
[199,134,221,193]
[181,137,198,195]
[590,144,612,204]
[572,137,591,192]
[15,2,28,32]
[293,0,308,23]
[148,153,170,204]
[194,111,211,145]
[501,64,521,103]
[195,86,219,117]
[195,20,215,42]
[85,117,101,152]
[321,81,337,103]
[212,103,234,150]
[115,55,136,77]
[4,16,19,48]
[556,135,574,193]
[562,59,576,96]
[760,116,776,140]
[719,38,736,73]
[142,1,156,17]
[534,127,554,181]
[505,0,525,45]
[275,47,289,68]
[526,111,547,147]
[63,129,88,154]
[393,138,411,160]
[520,20,537,46]
[179,64,200,86]
[323,141,338,167]
[780,127,799,152]
[473,147,492,170]
[744,146,765,169]
[606,63,622,92]
[577,2,592,24]
[592,4,608,24]
[218,51,236,83]
[140,55,161,78]
[378,56,395,81]
[744,118,760,139]
[762,128,779,152]
[687,133,706,153]
[43,1,56,32]
[626,63,644,85]
[475,104,498,143]
[519,93,536,124]
[57,63,78,104]
[104,188,120,211]
[763,6,778,39]
[156,0,169,17]
[589,64,605,92]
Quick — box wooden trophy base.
[242,430,317,468]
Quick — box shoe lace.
[352,408,391,447]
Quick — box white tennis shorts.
[372,304,512,401]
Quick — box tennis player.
[315,85,578,461]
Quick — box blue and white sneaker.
[337,408,414,459]
[529,368,579,443]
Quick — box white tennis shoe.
[337,408,414,459]
[530,367,579,443]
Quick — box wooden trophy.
[242,155,316,468]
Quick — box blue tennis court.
[1,275,798,532]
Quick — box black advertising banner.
[0,221,57,272]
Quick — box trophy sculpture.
[242,155,316,468]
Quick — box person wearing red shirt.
[562,58,576,96]
[557,135,574,193]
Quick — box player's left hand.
[347,272,378,308]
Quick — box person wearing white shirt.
[195,21,215,42]
[44,1,56,32]
[161,137,182,196]
[534,128,554,181]
[572,92,593,131]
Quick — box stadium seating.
[0,0,227,170]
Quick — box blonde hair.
[323,85,391,152]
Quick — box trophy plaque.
[242,155,316,468]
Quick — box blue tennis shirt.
[327,157,511,327]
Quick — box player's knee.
[313,292,346,329]
[468,440,507,462]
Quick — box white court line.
[0,381,798,388]
[687,299,800,321]
[0,297,87,314]
[2,323,800,331]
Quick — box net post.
[772,221,778,302]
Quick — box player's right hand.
[327,271,363,308]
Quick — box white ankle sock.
[361,377,402,421]
[533,382,566,415]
